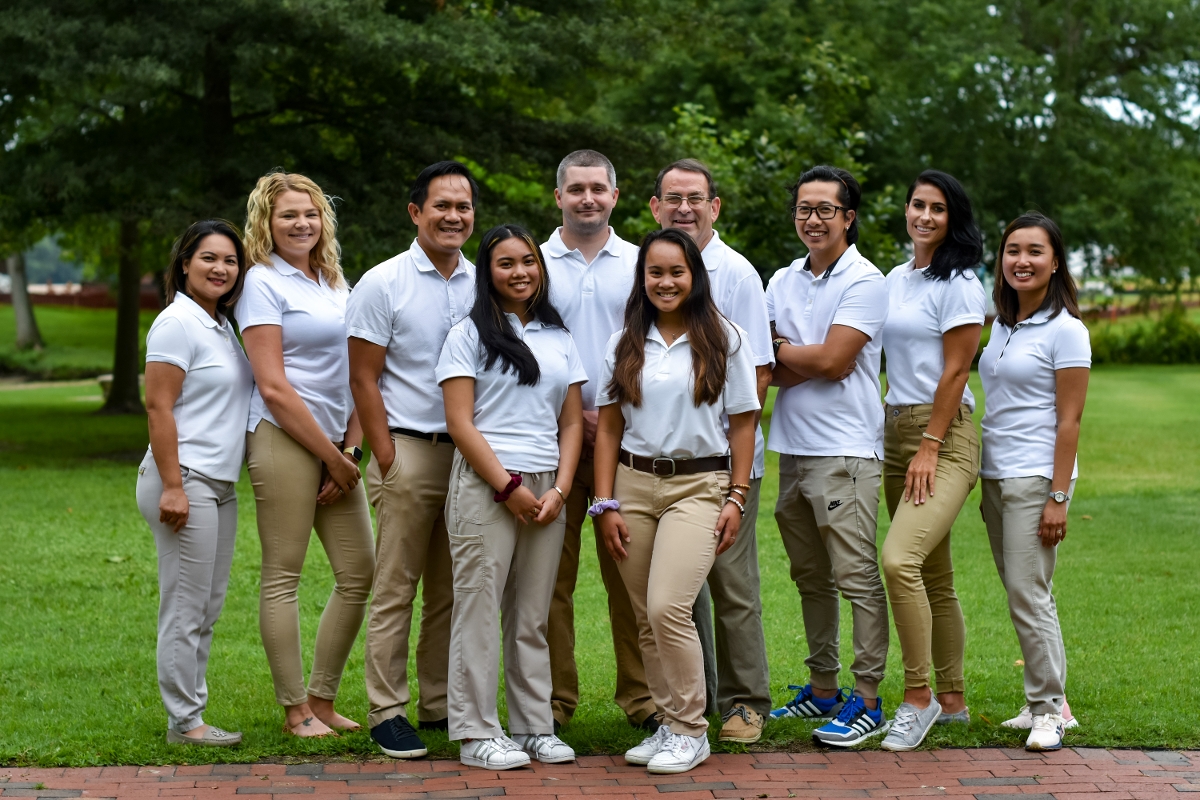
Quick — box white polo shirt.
[345,240,475,433]
[436,315,589,473]
[881,260,986,410]
[235,253,353,440]
[145,293,254,482]
[765,244,888,459]
[596,320,760,461]
[543,227,638,410]
[979,308,1091,480]
[701,230,774,479]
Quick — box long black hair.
[790,165,862,245]
[993,213,1080,328]
[469,224,566,386]
[164,219,247,316]
[906,170,983,281]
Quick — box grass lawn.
[0,305,159,380]
[0,366,1197,766]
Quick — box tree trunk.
[7,252,44,351]
[99,218,145,415]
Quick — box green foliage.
[1091,305,1200,364]
[0,305,157,380]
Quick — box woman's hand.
[596,510,630,562]
[533,488,565,525]
[324,452,361,496]
[904,440,940,505]
[714,502,741,556]
[159,486,190,533]
[1038,499,1068,547]
[505,485,543,525]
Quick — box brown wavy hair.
[606,228,739,407]
[993,212,1080,328]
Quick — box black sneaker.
[370,715,428,759]
[635,713,662,732]
[418,717,448,731]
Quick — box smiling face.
[643,239,694,317]
[556,165,617,237]
[410,174,475,257]
[184,234,240,314]
[490,236,542,315]
[650,169,720,249]
[1001,225,1057,297]
[794,180,853,258]
[906,182,949,260]
[271,190,322,266]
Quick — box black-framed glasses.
[791,204,848,221]
[661,193,712,209]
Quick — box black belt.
[620,449,730,477]
[390,427,455,446]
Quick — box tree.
[4,252,44,352]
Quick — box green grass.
[0,366,1198,766]
[0,305,159,380]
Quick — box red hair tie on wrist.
[494,473,522,503]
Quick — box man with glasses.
[649,159,774,744]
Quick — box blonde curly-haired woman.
[236,171,375,738]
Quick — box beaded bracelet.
[725,495,745,515]
[730,486,748,500]
[731,482,751,491]
[587,497,620,518]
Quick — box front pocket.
[453,462,509,526]
[448,532,488,593]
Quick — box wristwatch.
[1049,490,1069,503]
[773,338,787,358]
[344,446,363,462]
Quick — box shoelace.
[891,707,918,735]
[722,705,751,724]
[1030,714,1063,732]
[832,694,867,724]
[662,732,689,756]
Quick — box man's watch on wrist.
[773,338,787,358]
[1049,490,1069,503]
[343,446,363,462]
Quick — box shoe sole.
[647,749,710,774]
[527,752,576,764]
[881,713,940,752]
[718,731,763,744]
[625,753,654,765]
[165,731,242,747]
[1004,718,1078,730]
[1025,740,1063,752]
[813,720,891,748]
[379,744,428,759]
[460,754,530,770]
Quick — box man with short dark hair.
[347,161,478,759]
[650,158,775,744]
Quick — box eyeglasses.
[791,204,848,221]
[660,193,711,209]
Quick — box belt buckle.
[651,457,676,477]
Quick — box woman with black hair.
[437,224,586,770]
[877,171,986,751]
[593,227,758,774]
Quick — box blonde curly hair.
[244,171,345,290]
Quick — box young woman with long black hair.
[877,170,985,751]
[437,224,586,770]
[593,227,758,775]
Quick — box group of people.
[135,149,1091,775]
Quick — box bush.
[1092,305,1200,364]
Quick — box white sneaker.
[1002,700,1078,730]
[1025,713,1066,751]
[513,733,575,763]
[646,731,710,774]
[459,736,531,770]
[625,724,670,765]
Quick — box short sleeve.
[434,323,482,385]
[722,325,761,415]
[725,275,774,366]
[234,267,285,329]
[832,271,888,339]
[939,272,987,333]
[145,315,192,372]
[1051,317,1092,369]
[344,267,395,347]
[765,274,779,323]
[564,334,590,386]
[593,331,622,407]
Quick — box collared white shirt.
[596,320,760,461]
[979,308,1091,480]
[701,229,774,478]
[145,293,254,482]
[543,227,638,410]
[765,243,888,459]
[235,253,353,440]
[436,315,589,473]
[882,259,986,410]
[345,239,475,433]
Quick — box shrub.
[1091,305,1200,364]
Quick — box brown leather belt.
[619,449,731,477]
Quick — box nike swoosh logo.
[828,500,843,511]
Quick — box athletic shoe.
[935,707,970,725]
[1025,713,1066,751]
[370,714,428,759]
[881,700,941,752]
[419,717,448,731]
[459,736,531,770]
[166,726,242,747]
[812,693,889,747]
[625,724,671,765]
[1002,700,1078,730]
[718,704,764,743]
[513,733,575,763]
[770,684,848,720]
[635,713,663,732]
[647,731,710,774]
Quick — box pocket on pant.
[454,466,509,525]
[448,532,488,593]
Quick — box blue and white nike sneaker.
[812,693,889,747]
[770,685,848,720]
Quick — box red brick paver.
[1,749,1194,800]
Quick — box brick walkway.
[3,748,1198,800]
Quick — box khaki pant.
[614,464,729,736]
[547,457,656,727]
[982,476,1074,716]
[881,404,978,693]
[364,433,456,728]
[774,455,888,699]
[246,421,376,707]
[444,453,565,739]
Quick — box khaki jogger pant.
[246,421,376,708]
[444,453,565,740]
[614,464,729,737]
[547,457,656,727]
[982,476,1074,716]
[774,455,888,699]
[881,404,978,693]
[364,433,455,728]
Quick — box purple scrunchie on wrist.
[586,499,620,518]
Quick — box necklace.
[659,324,686,344]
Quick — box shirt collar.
[269,252,304,279]
[544,227,620,260]
[700,230,726,271]
[1015,306,1056,328]
[174,291,221,329]
[410,238,471,278]
[504,312,544,334]
[797,243,858,280]
[647,324,686,349]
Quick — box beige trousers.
[614,464,729,736]
[364,433,455,728]
[547,457,656,727]
[881,404,978,693]
[774,455,888,699]
[246,421,376,707]
[444,453,565,740]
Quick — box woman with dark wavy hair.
[437,224,586,770]
[592,227,758,775]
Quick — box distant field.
[0,305,158,380]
